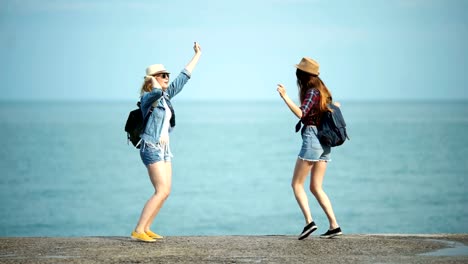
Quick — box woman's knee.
[155,187,171,199]
[309,185,322,196]
[291,181,304,193]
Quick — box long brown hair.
[296,69,333,115]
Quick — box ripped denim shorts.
[298,126,331,162]
[139,140,173,166]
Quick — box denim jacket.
[140,69,191,144]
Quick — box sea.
[0,100,467,237]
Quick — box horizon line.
[1,98,468,103]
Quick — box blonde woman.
[131,42,202,242]
[277,57,342,239]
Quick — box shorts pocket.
[302,132,323,150]
[143,142,164,156]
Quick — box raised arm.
[277,84,302,119]
[184,42,202,74]
[166,42,202,98]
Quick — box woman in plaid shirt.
[277,57,342,239]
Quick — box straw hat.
[146,64,170,76]
[295,57,320,76]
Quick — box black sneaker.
[298,221,317,240]
[319,227,342,238]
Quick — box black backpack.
[316,104,349,147]
[124,102,153,149]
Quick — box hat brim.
[295,64,319,76]
[153,70,170,75]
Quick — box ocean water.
[0,100,467,237]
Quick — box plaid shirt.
[300,89,320,126]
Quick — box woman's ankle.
[134,227,145,234]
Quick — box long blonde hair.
[296,69,333,116]
[140,79,153,96]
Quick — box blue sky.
[0,0,467,101]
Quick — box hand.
[145,75,161,89]
[333,101,341,107]
[159,135,169,146]
[277,84,287,98]
[193,42,201,54]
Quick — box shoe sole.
[147,234,164,239]
[320,232,343,239]
[131,236,156,243]
[298,226,317,240]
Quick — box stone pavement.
[0,234,467,263]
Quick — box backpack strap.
[295,119,302,133]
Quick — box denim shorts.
[298,126,331,162]
[140,140,173,166]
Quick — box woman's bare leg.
[143,162,172,232]
[309,161,339,229]
[291,158,314,224]
[134,161,171,233]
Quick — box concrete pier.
[1,234,467,263]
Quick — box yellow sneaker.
[131,231,156,242]
[145,230,164,239]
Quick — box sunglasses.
[155,73,170,79]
